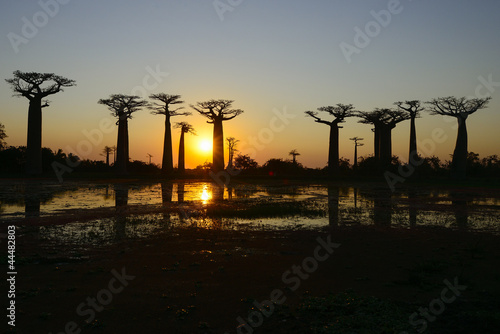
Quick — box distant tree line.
[1,143,499,179]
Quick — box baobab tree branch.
[221,109,244,121]
[394,100,424,117]
[305,111,332,125]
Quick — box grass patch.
[295,290,411,333]
[203,199,326,219]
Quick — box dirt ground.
[5,222,500,334]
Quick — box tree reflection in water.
[451,191,469,229]
[328,185,339,227]
[161,182,173,204]
[114,183,129,240]
[25,183,41,218]
[371,188,392,227]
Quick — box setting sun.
[199,139,212,153]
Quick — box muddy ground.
[5,222,500,334]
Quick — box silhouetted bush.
[234,154,258,170]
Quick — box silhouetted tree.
[191,99,244,173]
[102,146,112,166]
[111,146,117,164]
[349,137,364,168]
[289,149,300,164]
[174,122,196,173]
[226,137,239,169]
[5,71,76,174]
[394,100,424,164]
[358,109,410,168]
[426,96,491,179]
[148,94,189,174]
[305,104,356,172]
[0,123,7,150]
[98,94,148,174]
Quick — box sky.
[1,0,499,169]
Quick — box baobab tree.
[349,137,364,168]
[147,153,153,164]
[289,149,300,164]
[305,104,356,172]
[191,99,244,173]
[426,96,491,179]
[226,137,239,169]
[149,94,189,174]
[102,146,113,166]
[174,122,196,173]
[111,146,117,164]
[5,71,76,174]
[0,123,7,150]
[358,109,410,167]
[394,100,424,165]
[98,94,148,174]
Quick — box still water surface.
[1,180,499,246]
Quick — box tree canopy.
[149,93,188,116]
[426,96,491,117]
[98,94,149,121]
[191,99,244,123]
[175,122,196,135]
[305,104,356,125]
[5,70,76,100]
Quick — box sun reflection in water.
[200,185,212,204]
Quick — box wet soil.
[6,224,500,333]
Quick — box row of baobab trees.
[5,70,492,179]
[306,97,491,179]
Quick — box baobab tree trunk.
[373,126,380,160]
[105,152,109,166]
[354,143,358,168]
[328,125,340,172]
[26,98,43,175]
[213,119,224,172]
[162,116,173,174]
[379,127,393,168]
[115,117,128,174]
[451,116,468,179]
[124,120,129,166]
[409,116,418,164]
[178,130,185,173]
[227,147,234,169]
